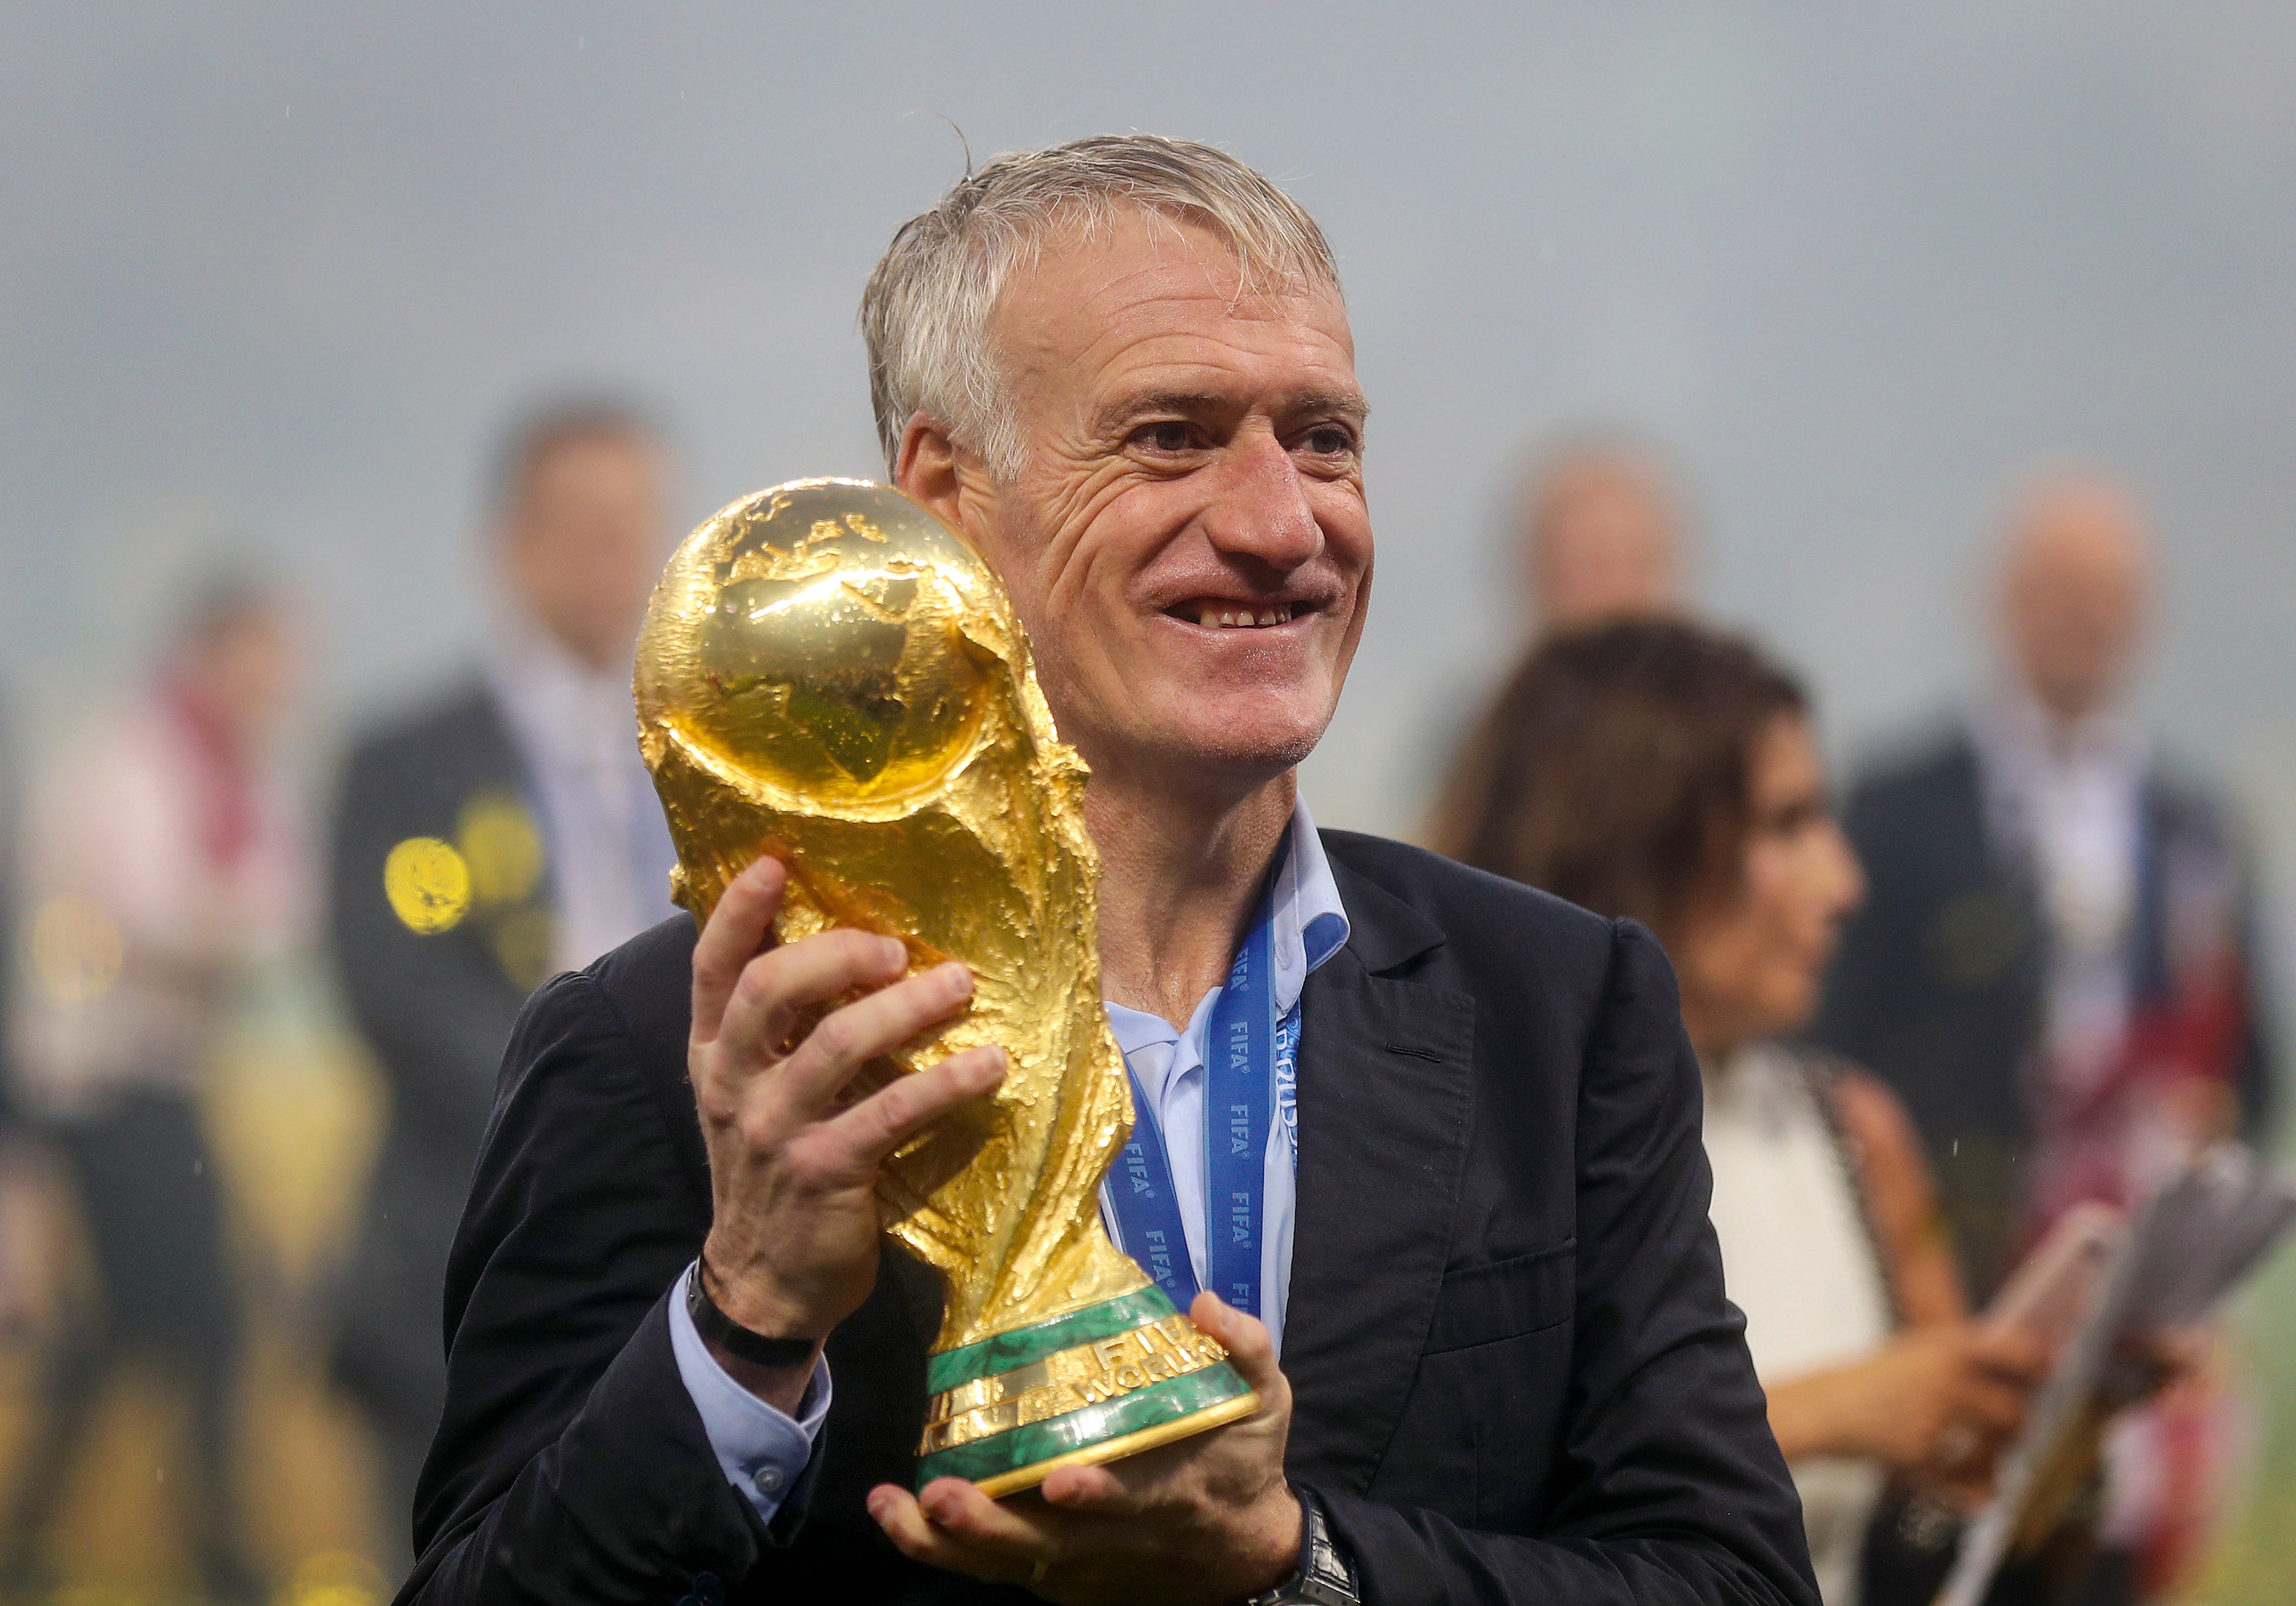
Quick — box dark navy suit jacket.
[399,832,1818,1606]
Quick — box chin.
[1152,704,1331,780]
[1763,980,1822,1041]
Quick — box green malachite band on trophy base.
[926,1285,1178,1396]
[916,1365,1251,1487]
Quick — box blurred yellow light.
[288,1550,388,1606]
[457,793,545,907]
[384,836,471,934]
[28,895,124,1003]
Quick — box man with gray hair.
[402,136,1816,1606]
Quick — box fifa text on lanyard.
[1106,833,1301,1318]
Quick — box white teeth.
[1192,604,1296,628]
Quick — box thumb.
[1191,1291,1282,1394]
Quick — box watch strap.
[1244,1487,1359,1606]
[685,1263,820,1370]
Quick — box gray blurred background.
[9,2,2293,815]
[4,1,2295,1593]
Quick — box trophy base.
[915,1285,1260,1498]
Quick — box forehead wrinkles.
[989,215,1345,407]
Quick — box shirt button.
[752,1465,786,1496]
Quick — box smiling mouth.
[1172,601,1302,629]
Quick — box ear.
[894,412,967,532]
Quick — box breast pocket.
[1385,1241,1578,1526]
[1425,1239,1575,1353]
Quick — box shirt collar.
[1105,795,1351,1057]
[480,598,639,773]
[1975,682,2145,779]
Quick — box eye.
[1130,420,1194,453]
[1301,423,1359,458]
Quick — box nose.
[1198,425,1323,573]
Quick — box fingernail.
[939,962,973,998]
[880,936,908,968]
[865,1491,889,1522]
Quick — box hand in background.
[1769,1322,2050,1506]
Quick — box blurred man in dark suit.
[1815,474,2273,1601]
[327,398,679,1562]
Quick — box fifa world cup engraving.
[635,480,1257,1495]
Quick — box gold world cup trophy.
[634,478,1258,1496]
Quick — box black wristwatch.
[1243,1489,1359,1606]
[685,1263,820,1370]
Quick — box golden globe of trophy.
[634,478,1258,1496]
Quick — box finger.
[773,962,978,1112]
[691,857,786,1036]
[1971,1332,2051,1383]
[1957,1381,2028,1439]
[716,928,912,1065]
[1039,1460,1137,1515]
[917,1476,1052,1550]
[1191,1291,1283,1399]
[866,1484,1037,1580]
[815,1045,1008,1167]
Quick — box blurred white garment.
[481,607,677,975]
[12,693,311,1117]
[1704,1043,1893,1606]
[1974,690,2146,1098]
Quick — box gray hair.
[860,135,1342,478]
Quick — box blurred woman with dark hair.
[1433,619,2046,1605]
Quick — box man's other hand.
[692,855,1006,1410]
[866,1293,1302,1605]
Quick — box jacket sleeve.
[395,970,792,1606]
[1310,923,1820,1606]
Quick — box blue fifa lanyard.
[1106,838,1295,1318]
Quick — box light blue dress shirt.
[667,1262,832,1522]
[668,798,1350,1522]
[1096,802,1349,1356]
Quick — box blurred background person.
[325,396,677,1565]
[1433,618,2046,1605]
[1815,474,2273,1600]
[2,565,307,1605]
[1512,429,1693,636]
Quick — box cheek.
[1020,481,1161,613]
[1315,486,1374,573]
[1738,858,1811,976]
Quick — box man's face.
[938,210,1372,792]
[2001,485,2151,725]
[506,432,667,672]
[195,606,300,748]
[1528,455,1682,631]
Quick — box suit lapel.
[1281,861,1476,1493]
